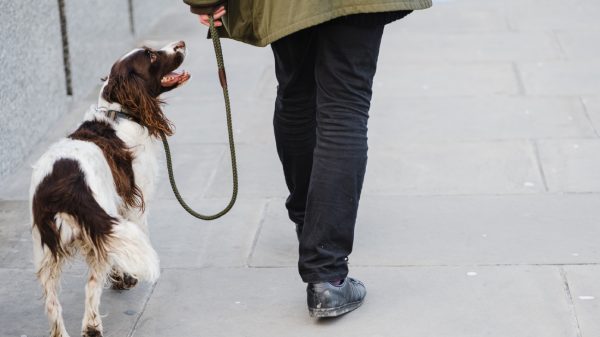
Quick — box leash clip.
[96,107,117,121]
[107,110,117,120]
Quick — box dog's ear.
[102,74,173,137]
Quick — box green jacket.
[184,0,432,47]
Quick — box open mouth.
[161,70,191,88]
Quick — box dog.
[30,40,190,337]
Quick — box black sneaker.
[307,277,366,318]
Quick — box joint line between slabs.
[245,199,271,267]
[200,147,228,199]
[127,278,158,337]
[579,96,600,138]
[559,267,583,337]
[511,61,527,96]
[550,30,569,61]
[531,139,549,192]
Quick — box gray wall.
[0,0,172,180]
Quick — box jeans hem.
[300,271,349,284]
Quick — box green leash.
[159,15,238,220]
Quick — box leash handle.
[161,14,238,220]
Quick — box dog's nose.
[174,41,186,51]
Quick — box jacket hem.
[229,1,432,47]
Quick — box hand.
[198,6,226,27]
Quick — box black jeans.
[271,15,385,283]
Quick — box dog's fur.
[30,41,190,337]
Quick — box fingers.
[213,6,226,19]
[198,15,210,27]
[198,15,223,27]
[197,6,226,27]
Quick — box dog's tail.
[108,220,160,283]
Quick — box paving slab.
[369,96,595,143]
[505,0,600,32]
[0,268,153,337]
[154,143,225,200]
[131,0,178,36]
[353,195,600,266]
[380,31,562,63]
[137,6,201,42]
[0,201,40,272]
[0,201,34,269]
[581,96,600,136]
[134,266,577,337]
[170,58,274,106]
[163,97,276,146]
[537,139,600,193]
[248,199,298,267]
[148,197,267,269]
[519,61,600,96]
[563,266,600,337]
[363,140,544,195]
[555,32,600,61]
[204,143,288,198]
[0,168,31,201]
[396,2,510,33]
[251,194,600,267]
[373,63,520,97]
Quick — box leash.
[159,15,238,220]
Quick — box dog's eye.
[146,50,157,63]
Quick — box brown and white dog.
[30,41,190,337]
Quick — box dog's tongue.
[161,70,190,87]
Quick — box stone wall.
[0,0,173,180]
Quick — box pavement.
[2,0,600,336]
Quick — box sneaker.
[307,277,366,318]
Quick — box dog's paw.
[83,327,103,337]
[110,271,139,290]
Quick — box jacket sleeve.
[183,0,227,15]
[183,0,231,39]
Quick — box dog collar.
[97,107,142,125]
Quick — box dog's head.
[102,41,190,137]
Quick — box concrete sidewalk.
[3,0,600,336]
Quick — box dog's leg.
[109,212,149,290]
[109,267,138,290]
[108,219,160,283]
[81,258,110,337]
[36,251,70,337]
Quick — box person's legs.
[298,19,385,283]
[272,14,387,318]
[271,28,318,236]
